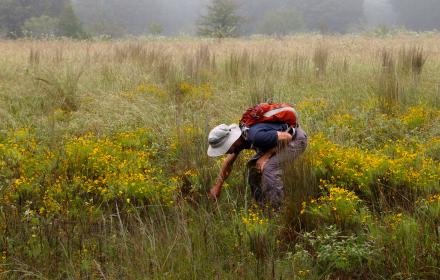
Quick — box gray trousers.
[247,127,308,209]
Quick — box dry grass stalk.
[398,46,427,76]
[52,47,63,64]
[287,54,309,82]
[378,49,400,114]
[28,48,40,67]
[225,50,251,82]
[183,44,213,83]
[281,153,319,234]
[313,44,329,78]
[247,77,275,105]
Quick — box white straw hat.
[207,124,242,157]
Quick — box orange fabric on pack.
[239,103,298,128]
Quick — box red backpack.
[239,103,298,129]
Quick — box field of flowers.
[0,34,439,279]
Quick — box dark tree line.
[200,0,440,37]
[203,0,364,36]
[1,0,440,38]
[0,0,84,38]
[293,0,364,33]
[391,0,440,31]
[73,0,207,37]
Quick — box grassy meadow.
[0,34,440,279]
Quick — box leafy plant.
[297,225,379,274]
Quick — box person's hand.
[256,156,269,173]
[208,185,221,200]
[277,131,293,142]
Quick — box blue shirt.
[246,123,289,152]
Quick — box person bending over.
[207,122,307,209]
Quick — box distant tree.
[148,22,164,36]
[257,8,304,35]
[237,0,290,34]
[197,0,242,38]
[89,19,127,38]
[0,0,34,37]
[363,0,397,28]
[292,0,365,33]
[45,0,70,17]
[59,2,85,38]
[73,0,234,36]
[390,0,440,31]
[22,15,60,37]
[73,0,162,36]
[0,0,80,38]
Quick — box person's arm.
[256,147,276,172]
[256,131,293,172]
[276,131,293,142]
[209,153,239,200]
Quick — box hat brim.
[207,126,241,157]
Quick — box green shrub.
[296,225,379,275]
[302,186,371,230]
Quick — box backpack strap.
[263,106,297,118]
[239,123,250,141]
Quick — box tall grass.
[378,49,400,114]
[28,48,40,67]
[398,46,427,76]
[313,43,329,78]
[0,34,439,279]
[281,153,319,235]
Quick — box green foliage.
[22,15,60,38]
[0,36,440,279]
[0,0,71,37]
[239,207,274,260]
[416,194,440,222]
[302,186,371,230]
[368,213,440,277]
[257,8,305,35]
[0,129,176,218]
[197,0,242,38]
[58,2,85,38]
[0,0,33,37]
[148,22,164,36]
[88,18,127,38]
[309,134,440,211]
[73,0,174,37]
[296,225,379,274]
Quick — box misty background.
[0,0,440,38]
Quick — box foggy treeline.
[0,0,440,38]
